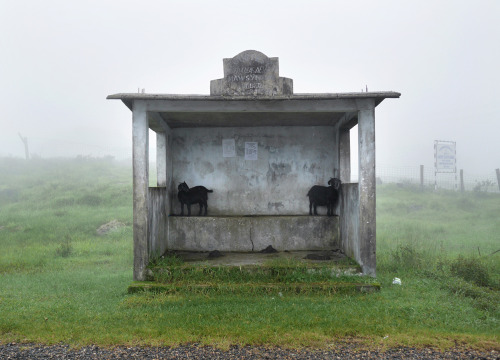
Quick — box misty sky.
[1,0,498,175]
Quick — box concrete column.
[132,101,149,281]
[358,100,376,276]
[332,126,340,179]
[156,131,167,187]
[339,128,351,183]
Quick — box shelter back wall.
[170,126,336,216]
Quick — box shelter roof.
[106,92,401,129]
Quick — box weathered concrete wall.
[168,216,339,252]
[340,183,360,264]
[170,126,337,216]
[148,188,168,257]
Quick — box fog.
[1,0,498,175]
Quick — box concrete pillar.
[132,101,149,281]
[339,128,351,183]
[156,131,167,187]
[358,100,376,276]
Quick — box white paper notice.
[245,142,258,160]
[222,139,236,157]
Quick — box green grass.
[147,255,367,286]
[138,255,379,296]
[0,158,498,350]
[377,184,500,257]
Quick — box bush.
[473,180,494,193]
[55,236,73,258]
[450,256,490,287]
[444,277,498,312]
[389,243,425,271]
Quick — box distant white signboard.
[434,140,456,173]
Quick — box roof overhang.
[107,92,400,129]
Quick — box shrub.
[473,180,494,193]
[450,256,490,287]
[444,277,498,312]
[55,236,73,258]
[389,243,425,271]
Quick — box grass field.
[0,157,498,350]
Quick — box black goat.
[307,177,341,216]
[177,181,213,216]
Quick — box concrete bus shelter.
[108,50,400,281]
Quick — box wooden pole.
[496,168,500,192]
[460,169,465,192]
[420,165,424,189]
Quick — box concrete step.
[131,250,379,296]
[128,281,380,295]
[149,263,363,283]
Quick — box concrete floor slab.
[164,249,350,267]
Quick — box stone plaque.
[210,50,293,96]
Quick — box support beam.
[148,111,170,133]
[336,111,358,131]
[358,100,376,276]
[132,98,365,114]
[132,102,149,281]
[156,132,167,187]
